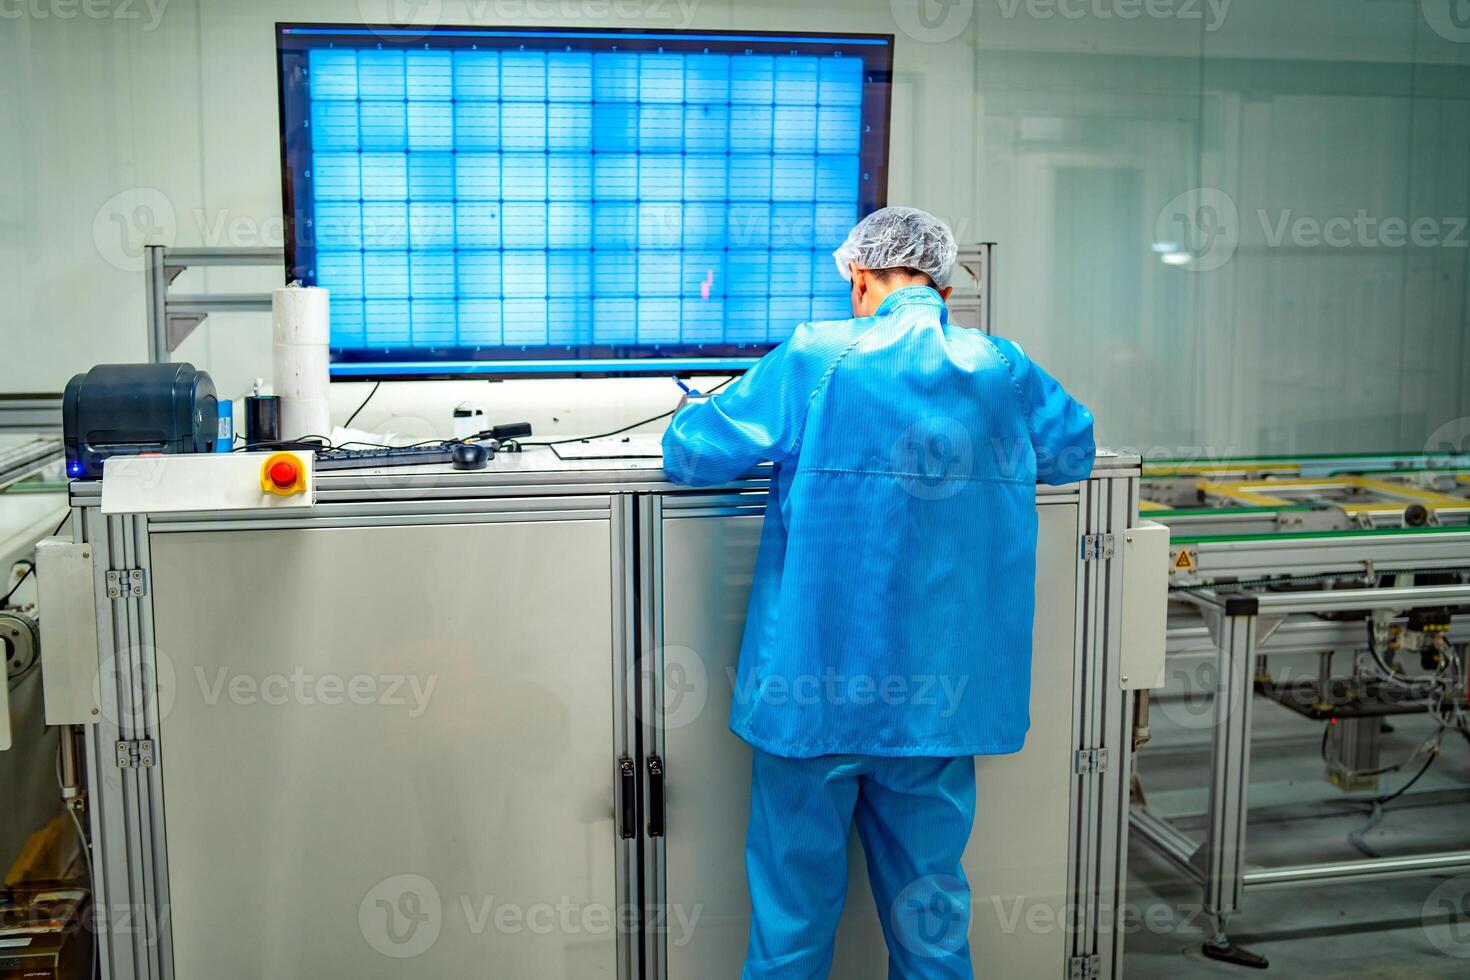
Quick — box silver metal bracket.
[115,739,156,769]
[1081,533,1114,561]
[949,243,995,333]
[105,568,147,599]
[167,312,210,353]
[1075,748,1109,775]
[1067,954,1100,979]
[145,245,284,361]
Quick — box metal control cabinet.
[64,450,1145,979]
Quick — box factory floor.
[1126,690,1470,978]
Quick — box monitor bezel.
[276,22,894,381]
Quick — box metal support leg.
[145,245,168,364]
[1199,605,1269,969]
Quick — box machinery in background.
[1261,602,1464,794]
[1140,451,1470,534]
[0,452,69,859]
[1,455,93,980]
[0,883,94,980]
[0,438,64,492]
[1132,451,1470,969]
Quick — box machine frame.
[1134,451,1470,967]
[63,451,1144,979]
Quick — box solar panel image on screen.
[277,25,893,377]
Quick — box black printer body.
[63,363,219,478]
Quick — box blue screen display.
[277,25,893,377]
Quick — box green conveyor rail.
[1171,524,1470,546]
[1150,504,1319,518]
[1145,450,1468,466]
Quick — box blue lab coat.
[663,285,1096,758]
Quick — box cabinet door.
[655,511,886,979]
[961,500,1080,976]
[150,519,623,979]
[655,500,1080,979]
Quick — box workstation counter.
[49,449,1157,980]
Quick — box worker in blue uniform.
[662,206,1096,979]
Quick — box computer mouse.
[451,442,489,470]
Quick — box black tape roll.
[245,395,281,446]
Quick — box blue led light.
[285,31,883,370]
[330,357,762,377]
[283,27,892,45]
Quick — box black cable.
[522,377,735,447]
[1348,744,1442,857]
[1321,723,1416,779]
[244,377,734,455]
[231,434,336,453]
[1377,747,1439,806]
[3,512,70,607]
[343,381,381,429]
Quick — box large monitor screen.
[276,24,893,378]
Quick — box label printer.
[63,363,219,479]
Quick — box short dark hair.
[868,266,938,289]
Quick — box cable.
[1362,619,1448,697]
[522,377,735,447]
[330,437,458,451]
[247,377,736,453]
[231,434,336,453]
[1348,742,1441,857]
[1334,625,1458,857]
[1321,722,1434,780]
[233,433,457,456]
[3,512,69,607]
[1377,745,1440,806]
[343,381,381,429]
[55,737,98,979]
[56,746,94,887]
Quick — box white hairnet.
[833,206,959,288]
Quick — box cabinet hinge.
[106,568,147,599]
[1081,533,1114,561]
[1074,748,1109,775]
[115,739,155,769]
[1068,954,1100,979]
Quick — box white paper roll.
[272,286,330,345]
[274,344,332,397]
[282,397,332,441]
[272,286,331,440]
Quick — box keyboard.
[315,445,457,471]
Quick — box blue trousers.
[742,750,977,980]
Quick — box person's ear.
[850,264,867,299]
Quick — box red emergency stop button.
[269,460,297,488]
[260,452,307,496]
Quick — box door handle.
[619,756,637,840]
[647,755,666,838]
